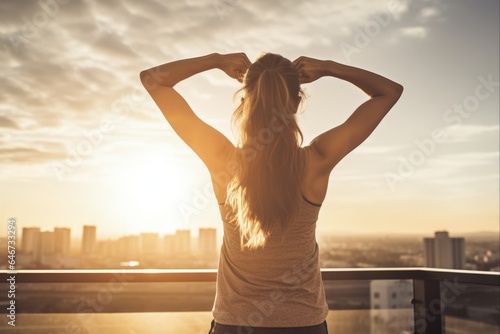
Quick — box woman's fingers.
[292,59,302,69]
[231,54,249,81]
[293,58,308,84]
[243,54,252,68]
[236,54,251,82]
[218,52,251,83]
[236,69,245,82]
[294,56,324,84]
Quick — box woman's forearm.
[140,53,221,89]
[323,60,403,98]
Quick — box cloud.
[0,145,66,164]
[409,151,499,187]
[442,124,499,143]
[398,26,427,38]
[0,116,19,129]
[353,145,401,154]
[419,7,440,20]
[429,151,499,168]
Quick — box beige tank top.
[212,197,329,327]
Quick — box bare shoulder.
[300,146,331,206]
[209,145,238,204]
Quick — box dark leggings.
[208,320,328,334]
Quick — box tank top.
[212,196,329,327]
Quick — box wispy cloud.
[409,151,499,187]
[442,124,499,143]
[0,145,66,164]
[353,145,401,155]
[398,26,428,38]
[419,7,440,20]
[0,115,19,129]
[428,151,499,168]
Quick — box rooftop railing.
[1,267,498,334]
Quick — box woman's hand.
[217,52,252,83]
[292,56,329,84]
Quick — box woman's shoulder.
[209,145,238,204]
[300,145,329,206]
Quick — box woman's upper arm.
[142,79,234,172]
[309,90,402,174]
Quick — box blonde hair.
[227,53,305,249]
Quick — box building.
[198,228,217,259]
[140,233,160,255]
[39,231,55,256]
[175,230,191,255]
[82,225,97,255]
[370,280,413,310]
[370,279,413,333]
[163,234,176,258]
[97,239,118,258]
[54,227,71,256]
[21,227,41,260]
[39,231,58,267]
[118,235,140,259]
[22,227,41,254]
[424,231,465,269]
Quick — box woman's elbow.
[139,70,151,84]
[395,83,404,95]
[140,70,158,91]
[390,83,404,101]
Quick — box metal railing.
[1,267,498,334]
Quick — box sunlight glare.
[111,151,193,234]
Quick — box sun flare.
[109,150,195,234]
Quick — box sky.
[0,0,498,240]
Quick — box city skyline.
[0,0,498,237]
[5,224,498,273]
[7,221,499,241]
[11,224,220,269]
[16,224,220,251]
[12,223,499,249]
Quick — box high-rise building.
[21,227,41,257]
[54,227,71,256]
[175,230,191,255]
[82,225,97,255]
[370,280,413,310]
[97,239,118,257]
[118,235,140,259]
[424,231,465,269]
[198,228,217,259]
[370,279,413,332]
[39,231,55,256]
[140,233,159,255]
[163,234,176,258]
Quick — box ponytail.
[227,53,304,249]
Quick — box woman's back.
[214,189,328,327]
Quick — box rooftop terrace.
[0,267,498,333]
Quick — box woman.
[140,53,403,334]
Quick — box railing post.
[412,279,443,334]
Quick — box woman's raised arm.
[139,53,251,173]
[293,56,403,174]
[140,53,251,88]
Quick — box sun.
[109,150,196,235]
[126,159,179,211]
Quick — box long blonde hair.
[227,53,305,249]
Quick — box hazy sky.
[0,0,498,239]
